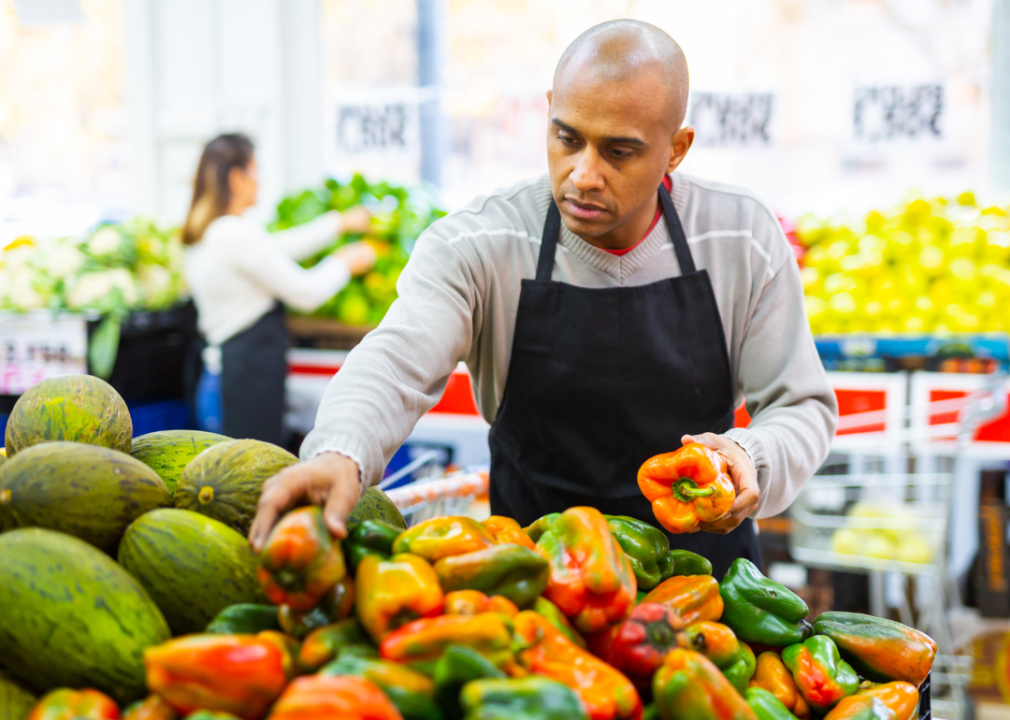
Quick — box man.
[250,20,837,577]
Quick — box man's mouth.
[564,197,608,221]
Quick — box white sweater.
[184,212,349,345]
[302,173,838,519]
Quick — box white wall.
[122,0,325,226]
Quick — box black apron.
[220,302,288,445]
[488,182,762,579]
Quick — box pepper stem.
[671,477,714,502]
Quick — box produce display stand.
[790,373,1008,720]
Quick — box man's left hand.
[681,433,759,534]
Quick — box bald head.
[554,20,690,131]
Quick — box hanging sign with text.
[689,92,775,148]
[0,313,87,395]
[853,84,944,143]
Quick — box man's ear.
[667,126,695,173]
[546,89,552,108]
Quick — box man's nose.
[570,146,606,193]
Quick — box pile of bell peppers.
[40,504,935,720]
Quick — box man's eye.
[558,133,578,145]
[611,147,632,158]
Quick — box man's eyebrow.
[551,118,646,147]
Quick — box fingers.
[323,476,360,540]
[249,468,305,551]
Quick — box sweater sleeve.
[299,228,480,485]
[270,211,342,262]
[233,224,351,313]
[722,225,838,519]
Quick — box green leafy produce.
[270,174,445,326]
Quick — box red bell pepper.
[267,675,403,720]
[606,602,684,694]
[28,689,120,720]
[258,507,346,612]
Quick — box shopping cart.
[790,370,1008,720]
[383,465,490,525]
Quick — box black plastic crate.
[86,303,198,402]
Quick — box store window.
[0,0,131,243]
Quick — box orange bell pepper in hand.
[258,507,346,612]
[638,443,735,534]
[355,553,444,643]
[535,506,637,635]
[513,610,642,720]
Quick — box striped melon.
[0,442,171,555]
[174,439,297,535]
[130,429,230,495]
[0,671,36,720]
[118,508,268,635]
[4,375,131,457]
[0,528,170,703]
[347,487,407,531]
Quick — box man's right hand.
[248,452,361,551]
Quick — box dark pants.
[220,303,288,445]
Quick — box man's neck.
[580,192,661,251]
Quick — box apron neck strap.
[536,180,696,281]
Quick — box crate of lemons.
[798,192,1010,335]
[830,502,935,565]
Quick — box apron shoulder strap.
[536,200,562,282]
[658,183,697,274]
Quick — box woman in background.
[183,133,375,445]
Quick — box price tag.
[0,313,87,395]
[689,92,775,148]
[853,85,943,142]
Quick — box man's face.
[547,68,684,244]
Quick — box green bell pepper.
[459,677,589,720]
[345,519,403,570]
[668,549,713,577]
[204,603,282,634]
[605,515,675,590]
[781,636,860,712]
[719,558,812,647]
[322,647,444,720]
[746,687,800,720]
[434,544,550,608]
[723,640,757,694]
[434,644,508,720]
[642,704,660,720]
[524,513,560,543]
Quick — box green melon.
[347,486,407,532]
[118,508,268,635]
[0,442,171,555]
[130,429,231,495]
[0,671,36,720]
[0,528,170,703]
[174,439,297,535]
[4,375,132,457]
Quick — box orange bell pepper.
[445,589,493,615]
[750,651,810,719]
[28,689,120,720]
[258,507,346,612]
[122,695,177,720]
[379,612,517,674]
[391,516,495,562]
[267,675,403,720]
[513,610,642,720]
[355,553,444,643]
[822,695,894,720]
[443,590,519,618]
[638,443,735,534]
[642,575,723,625]
[143,633,292,720]
[483,516,536,549]
[856,682,919,720]
[535,506,637,634]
